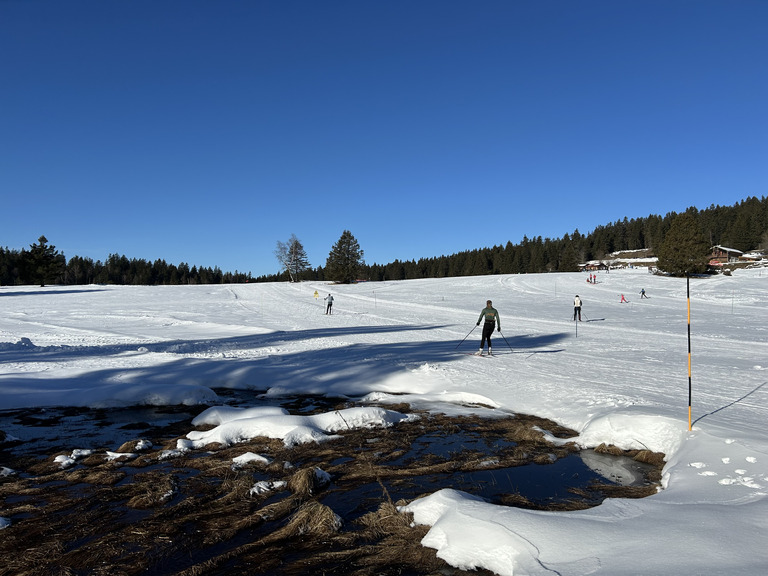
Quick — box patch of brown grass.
[125,471,177,508]
[594,442,625,456]
[588,482,660,499]
[282,500,342,537]
[81,469,126,485]
[288,466,329,498]
[356,501,411,538]
[632,449,666,467]
[0,402,664,576]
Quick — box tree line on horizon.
[271,196,768,283]
[1,196,766,287]
[0,239,253,287]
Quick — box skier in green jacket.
[476,300,500,356]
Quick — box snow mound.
[180,406,415,449]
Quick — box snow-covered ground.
[1,268,767,575]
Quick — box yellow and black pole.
[687,273,692,431]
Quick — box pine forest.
[2,197,766,287]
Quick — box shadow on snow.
[0,288,109,297]
[693,381,767,426]
[0,325,569,408]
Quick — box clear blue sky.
[2,0,766,277]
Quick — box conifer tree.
[656,213,710,276]
[559,240,580,272]
[325,230,364,284]
[26,236,65,286]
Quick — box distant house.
[581,261,610,272]
[709,245,743,265]
[580,250,657,272]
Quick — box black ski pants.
[480,321,495,349]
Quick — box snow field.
[1,267,767,574]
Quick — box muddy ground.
[0,398,664,576]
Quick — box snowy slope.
[1,268,767,574]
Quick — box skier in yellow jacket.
[476,300,500,356]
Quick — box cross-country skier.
[476,300,500,355]
[573,295,582,321]
[324,294,334,314]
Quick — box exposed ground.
[0,399,664,576]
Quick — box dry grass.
[632,449,666,467]
[283,500,342,537]
[594,442,625,456]
[0,402,664,575]
[287,466,329,498]
[125,471,177,508]
[357,501,411,537]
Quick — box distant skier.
[476,300,501,356]
[573,295,582,321]
[620,294,629,303]
[324,293,334,314]
[640,288,649,299]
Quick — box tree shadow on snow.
[0,325,569,408]
[485,333,568,356]
[0,325,447,364]
[0,288,109,297]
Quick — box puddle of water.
[0,405,202,459]
[1,392,659,518]
[323,451,646,521]
[1,392,664,576]
[319,420,657,520]
[387,429,517,466]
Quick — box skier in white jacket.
[573,295,582,321]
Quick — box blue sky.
[2,1,766,277]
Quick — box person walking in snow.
[476,300,500,355]
[573,295,582,321]
[324,293,334,314]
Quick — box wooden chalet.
[709,245,743,265]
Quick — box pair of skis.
[456,323,511,356]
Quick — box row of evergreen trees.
[0,237,253,287]
[266,196,768,283]
[2,197,766,287]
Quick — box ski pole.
[498,329,513,352]
[455,324,477,349]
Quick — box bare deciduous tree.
[275,234,310,282]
